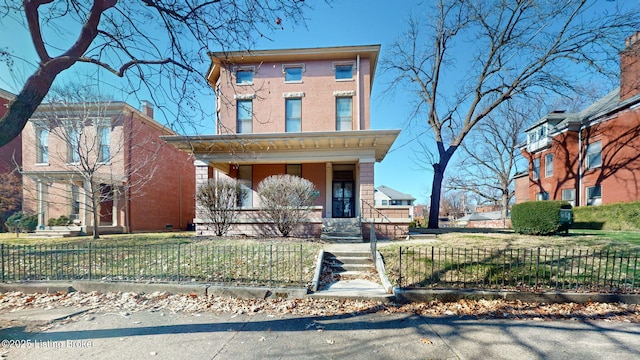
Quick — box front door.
[332,181,355,218]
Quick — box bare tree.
[447,100,537,219]
[257,174,317,237]
[22,85,160,239]
[0,0,312,147]
[383,0,640,228]
[196,177,245,236]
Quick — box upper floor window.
[237,100,253,133]
[528,125,547,143]
[283,64,304,83]
[536,191,549,201]
[532,158,540,180]
[334,64,354,80]
[97,126,110,163]
[544,153,553,177]
[67,127,80,164]
[336,97,352,131]
[36,127,49,164]
[586,140,602,169]
[236,69,254,85]
[285,98,301,132]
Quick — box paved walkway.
[1,308,639,359]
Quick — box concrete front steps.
[320,218,363,243]
[310,247,394,303]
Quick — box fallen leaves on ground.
[0,291,637,323]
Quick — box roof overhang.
[21,170,125,184]
[162,130,400,170]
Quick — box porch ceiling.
[162,130,400,163]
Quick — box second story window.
[97,125,111,163]
[67,127,80,164]
[285,98,301,132]
[237,100,253,134]
[36,127,49,164]
[335,64,353,80]
[586,140,602,169]
[532,158,540,180]
[544,153,553,177]
[236,69,254,85]
[336,97,352,131]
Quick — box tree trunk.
[427,164,445,229]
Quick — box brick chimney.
[141,100,154,119]
[620,31,640,101]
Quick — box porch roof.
[162,129,400,164]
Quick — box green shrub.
[47,215,72,226]
[4,212,38,233]
[511,201,572,235]
[573,201,640,230]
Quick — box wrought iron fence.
[0,243,310,287]
[393,247,640,293]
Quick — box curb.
[394,288,640,304]
[0,281,308,300]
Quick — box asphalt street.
[1,308,639,360]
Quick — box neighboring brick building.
[164,45,403,238]
[21,101,195,235]
[0,89,21,174]
[518,31,640,207]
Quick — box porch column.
[112,187,119,227]
[325,163,333,218]
[359,160,375,219]
[194,159,211,221]
[36,180,44,229]
[81,181,92,228]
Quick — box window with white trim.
[586,185,602,206]
[36,126,49,164]
[97,125,110,163]
[536,192,549,201]
[285,98,301,132]
[544,153,553,177]
[235,68,254,85]
[283,64,303,83]
[286,164,302,177]
[238,165,252,208]
[532,158,540,180]
[336,97,352,131]
[586,141,602,169]
[67,126,80,164]
[561,189,575,207]
[334,63,354,80]
[237,100,253,134]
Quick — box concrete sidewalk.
[1,308,639,359]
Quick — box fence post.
[88,242,92,281]
[299,244,303,287]
[398,246,402,288]
[177,243,181,282]
[269,244,273,286]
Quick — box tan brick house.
[21,101,195,235]
[518,32,640,207]
[164,45,404,239]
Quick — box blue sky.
[0,0,631,204]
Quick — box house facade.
[164,45,404,239]
[21,101,195,234]
[518,32,640,207]
[0,89,21,175]
[374,185,415,220]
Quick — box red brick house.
[164,45,404,239]
[21,101,195,235]
[0,89,21,175]
[518,32,640,207]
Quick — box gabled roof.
[0,88,15,101]
[376,185,416,201]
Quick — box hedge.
[511,201,572,235]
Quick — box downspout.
[179,174,183,229]
[577,127,583,207]
[356,54,361,130]
[125,112,133,233]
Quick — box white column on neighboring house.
[82,181,92,229]
[194,159,210,222]
[112,187,118,227]
[36,180,44,229]
[325,162,333,218]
